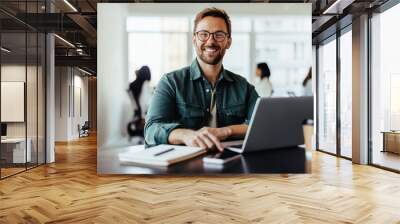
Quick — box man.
[145,7,259,151]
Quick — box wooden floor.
[1,167,26,178]
[1,135,400,224]
[372,150,400,171]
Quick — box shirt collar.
[189,59,234,82]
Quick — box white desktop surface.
[1,138,26,143]
[1,137,32,163]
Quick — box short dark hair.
[257,62,271,79]
[193,7,231,36]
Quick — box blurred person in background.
[127,65,153,140]
[254,62,273,97]
[302,68,312,96]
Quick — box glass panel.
[1,31,27,177]
[26,0,39,169]
[371,4,400,171]
[0,1,46,178]
[340,30,352,158]
[38,32,45,165]
[27,31,38,169]
[318,38,337,154]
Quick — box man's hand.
[168,127,232,152]
[197,127,232,141]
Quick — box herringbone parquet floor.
[1,134,400,224]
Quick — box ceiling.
[0,0,392,74]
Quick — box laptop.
[222,96,313,153]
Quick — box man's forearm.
[168,125,248,145]
[168,128,191,145]
[144,121,182,145]
[226,124,248,138]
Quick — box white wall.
[1,65,39,138]
[55,67,89,141]
[1,63,46,164]
[72,73,89,138]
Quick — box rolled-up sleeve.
[245,84,259,125]
[144,75,182,146]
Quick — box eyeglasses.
[195,30,229,42]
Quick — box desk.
[98,145,312,174]
[1,138,31,164]
[381,131,400,154]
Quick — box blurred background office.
[127,13,312,97]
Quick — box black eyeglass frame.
[194,30,230,42]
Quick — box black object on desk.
[1,123,7,137]
[98,146,311,175]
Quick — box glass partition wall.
[370,3,400,171]
[316,27,352,159]
[317,36,337,155]
[317,0,400,172]
[0,2,46,179]
[339,29,352,159]
[0,30,28,177]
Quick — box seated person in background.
[145,7,259,151]
[254,62,273,97]
[302,68,313,96]
[127,65,153,138]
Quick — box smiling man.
[144,7,259,151]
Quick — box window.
[339,30,352,158]
[255,16,311,96]
[128,32,188,87]
[127,17,190,86]
[317,37,337,154]
[224,33,250,80]
[371,3,400,171]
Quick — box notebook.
[118,144,206,167]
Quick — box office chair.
[78,121,90,138]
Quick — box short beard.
[198,49,225,65]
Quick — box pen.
[153,147,175,156]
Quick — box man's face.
[193,16,231,65]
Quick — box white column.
[46,33,55,163]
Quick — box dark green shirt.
[144,59,259,146]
